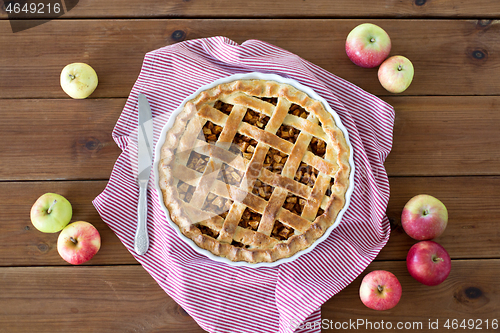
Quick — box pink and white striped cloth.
[93,37,394,333]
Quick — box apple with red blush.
[407,241,451,286]
[345,23,392,68]
[378,55,414,93]
[57,221,101,265]
[401,194,448,240]
[359,270,402,310]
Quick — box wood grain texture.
[0,99,122,181]
[384,96,500,176]
[0,265,205,333]
[378,176,500,261]
[323,260,500,331]
[0,181,135,266]
[1,0,499,330]
[1,96,498,181]
[1,19,499,98]
[1,0,500,18]
[2,176,499,266]
[0,261,497,332]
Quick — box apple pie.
[158,79,351,263]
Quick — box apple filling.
[263,148,288,175]
[284,193,305,216]
[187,151,209,173]
[316,208,325,218]
[308,137,327,158]
[199,121,224,144]
[217,163,243,186]
[203,193,233,217]
[252,179,275,201]
[230,133,258,160]
[277,124,300,144]
[314,177,336,218]
[295,162,319,188]
[243,108,270,129]
[199,225,219,238]
[198,196,233,239]
[231,240,246,247]
[213,100,234,115]
[325,178,335,197]
[177,180,196,203]
[272,221,294,240]
[289,103,310,118]
[259,97,278,106]
[238,207,262,231]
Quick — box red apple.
[57,221,101,265]
[359,270,402,310]
[401,194,448,240]
[407,241,451,286]
[378,55,414,93]
[345,23,391,68]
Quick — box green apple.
[60,63,98,99]
[30,193,72,233]
[57,221,101,265]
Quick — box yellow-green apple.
[30,193,72,233]
[359,270,402,310]
[378,55,414,93]
[401,194,448,240]
[60,63,98,99]
[407,241,451,286]
[57,221,101,265]
[345,23,391,68]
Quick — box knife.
[134,93,154,255]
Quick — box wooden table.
[1,1,499,332]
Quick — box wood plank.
[1,96,498,181]
[1,0,500,19]
[0,181,136,266]
[1,176,498,266]
[0,265,205,332]
[322,260,500,331]
[378,176,500,261]
[384,96,500,176]
[1,19,499,98]
[1,260,497,332]
[0,99,122,181]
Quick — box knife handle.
[134,183,150,255]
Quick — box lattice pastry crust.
[158,79,351,263]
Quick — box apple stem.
[377,285,384,293]
[370,38,375,43]
[47,200,57,214]
[398,65,403,71]
[70,237,77,245]
[433,256,444,263]
[69,74,76,80]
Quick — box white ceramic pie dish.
[152,72,355,267]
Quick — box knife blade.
[134,93,154,255]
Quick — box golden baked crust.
[158,79,351,263]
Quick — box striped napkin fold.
[93,36,394,333]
